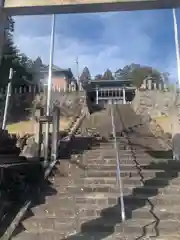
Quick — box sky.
[13,8,180,81]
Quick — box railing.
[94,87,126,221]
[0,84,84,96]
[95,87,127,104]
[110,103,125,222]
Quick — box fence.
[0,83,84,96]
[140,79,168,91]
[0,80,168,95]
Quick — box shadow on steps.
[62,153,180,240]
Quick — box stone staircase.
[11,105,180,240]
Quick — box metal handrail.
[110,104,125,222]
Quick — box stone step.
[39,192,180,216]
[84,149,148,157]
[85,162,180,171]
[102,156,172,162]
[105,154,158,161]
[80,218,180,235]
[144,176,180,186]
[83,155,156,164]
[127,206,180,220]
[57,177,117,186]
[11,231,66,240]
[83,158,128,165]
[82,169,180,178]
[30,200,180,222]
[67,185,119,194]
[29,205,75,219]
[51,177,140,186]
[11,230,180,240]
[126,153,172,159]
[90,144,114,149]
[21,216,180,236]
[84,151,116,158]
[86,164,137,171]
[21,217,77,234]
[73,204,180,220]
[84,157,155,165]
[73,193,180,206]
[66,184,180,196]
[52,176,180,188]
[140,161,180,170]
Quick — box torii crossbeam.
[1,0,180,16]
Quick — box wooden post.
[51,106,60,161]
[35,107,44,159]
[147,79,152,90]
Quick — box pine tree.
[102,69,114,80]
[114,64,163,88]
[80,66,91,86]
[0,17,34,87]
[31,57,43,85]
[94,74,102,80]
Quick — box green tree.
[80,66,91,86]
[0,17,18,86]
[115,64,140,81]
[94,74,102,80]
[0,17,34,87]
[115,63,163,88]
[102,69,114,80]
[31,57,43,85]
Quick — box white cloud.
[13,10,178,80]
[13,32,149,77]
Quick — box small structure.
[39,65,76,91]
[84,80,136,105]
[140,77,168,91]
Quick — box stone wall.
[33,90,86,119]
[0,84,86,124]
[132,88,180,136]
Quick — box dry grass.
[153,116,172,134]
[7,117,72,137]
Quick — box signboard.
[2,0,180,15]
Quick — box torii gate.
[0,0,180,164]
[0,0,180,223]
